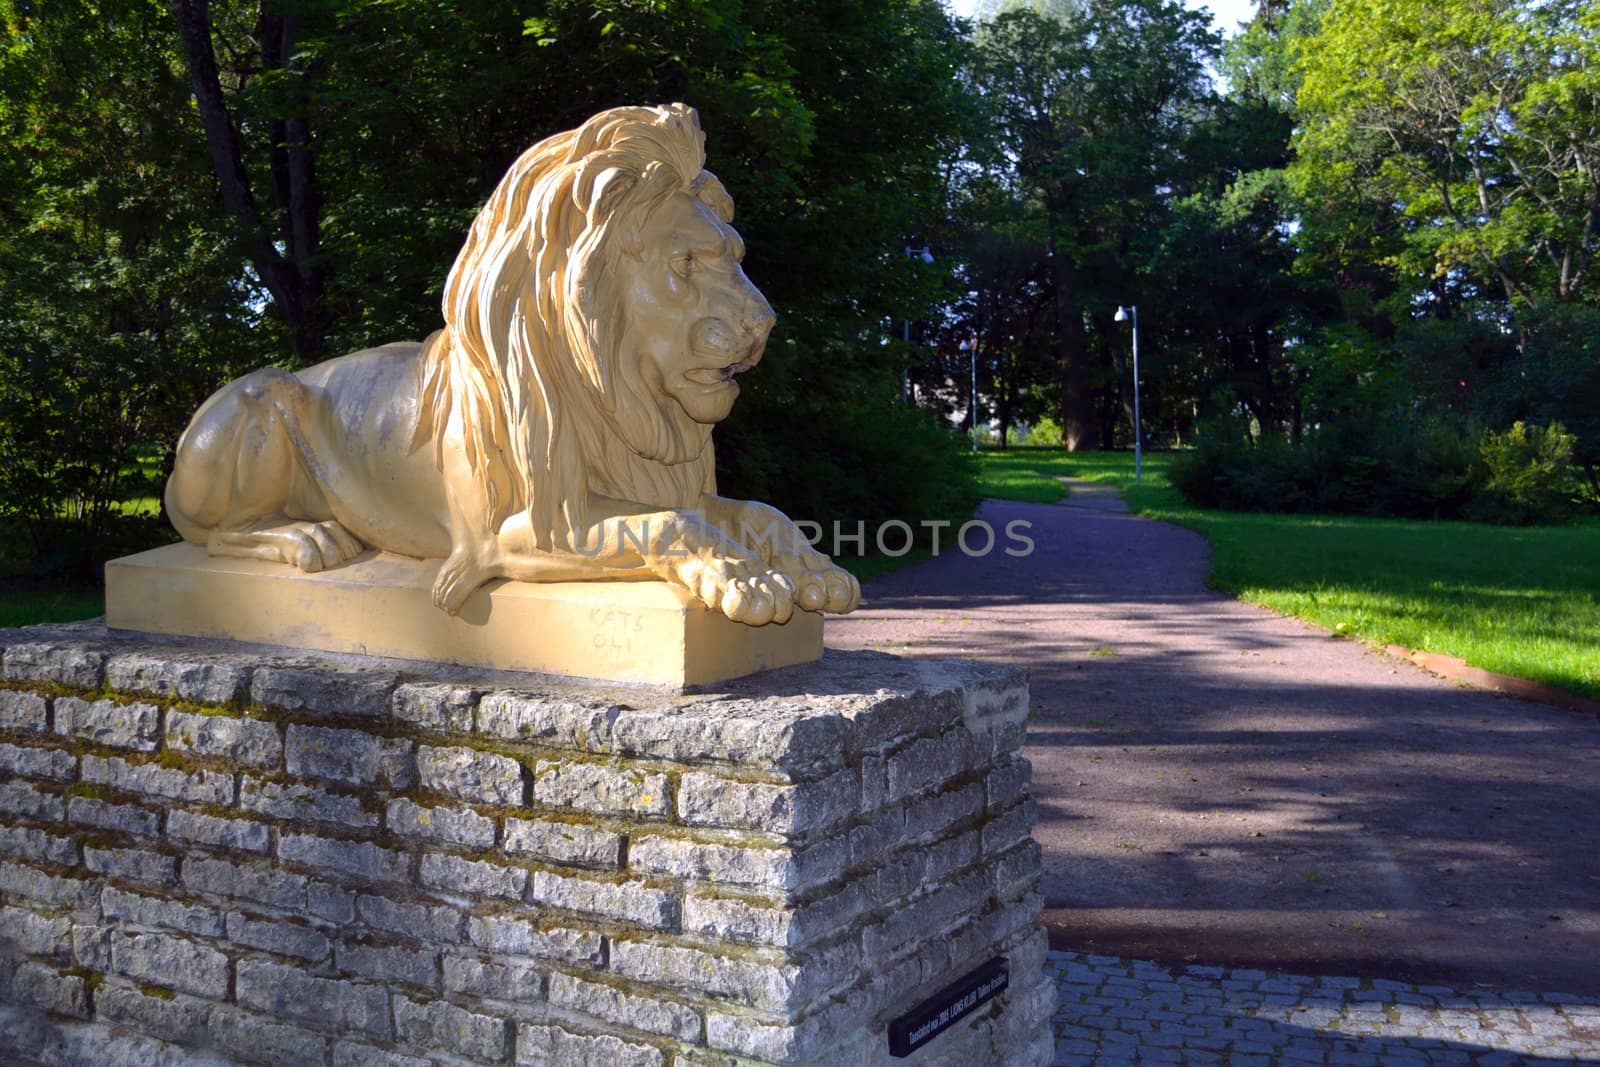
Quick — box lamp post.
[1114,304,1142,484]
[902,246,933,402]
[960,334,979,453]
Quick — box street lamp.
[902,246,933,402]
[959,334,980,454]
[1113,304,1142,484]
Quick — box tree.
[170,0,329,362]
[939,176,1059,447]
[2,0,981,574]
[1280,0,1600,496]
[1134,3,1336,444]
[0,0,265,568]
[971,0,1219,449]
[1294,0,1600,316]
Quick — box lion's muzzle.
[687,315,769,385]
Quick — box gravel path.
[828,486,1600,996]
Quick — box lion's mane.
[413,103,732,550]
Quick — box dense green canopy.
[0,0,977,570]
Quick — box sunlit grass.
[968,447,1071,503]
[114,496,162,517]
[979,447,1600,700]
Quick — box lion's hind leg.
[166,368,367,573]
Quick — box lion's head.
[414,104,775,550]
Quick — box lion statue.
[164,103,858,627]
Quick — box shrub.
[1170,419,1577,525]
[1022,416,1064,447]
[1495,306,1600,504]
[717,387,979,562]
[1465,421,1576,525]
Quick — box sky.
[946,0,1259,37]
[1181,0,1258,37]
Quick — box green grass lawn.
[971,448,1072,503]
[0,580,103,629]
[979,447,1600,701]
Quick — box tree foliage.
[0,0,265,570]
[1294,0,1600,312]
[1280,0,1600,499]
[0,0,980,573]
[968,0,1227,450]
[6,0,1598,580]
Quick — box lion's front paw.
[811,560,860,613]
[432,550,495,615]
[677,555,795,626]
[771,549,860,614]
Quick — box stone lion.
[165,103,858,626]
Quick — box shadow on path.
[828,496,1600,996]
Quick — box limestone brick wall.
[0,623,1052,1066]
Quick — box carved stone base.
[105,543,822,687]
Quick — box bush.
[1021,416,1064,447]
[1493,306,1600,503]
[717,387,980,562]
[1465,421,1577,525]
[1170,419,1578,525]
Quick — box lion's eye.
[672,253,695,278]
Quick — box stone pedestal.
[0,622,1054,1066]
[106,543,824,687]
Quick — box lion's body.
[164,103,858,623]
[166,342,452,561]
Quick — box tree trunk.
[996,352,1012,451]
[170,0,326,363]
[991,323,1012,451]
[1253,320,1276,439]
[259,11,325,311]
[1098,387,1117,450]
[1047,232,1096,450]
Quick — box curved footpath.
[827,485,1600,1003]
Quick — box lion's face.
[620,191,776,427]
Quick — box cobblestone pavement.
[1048,951,1600,1066]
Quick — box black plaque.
[887,956,1009,1058]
